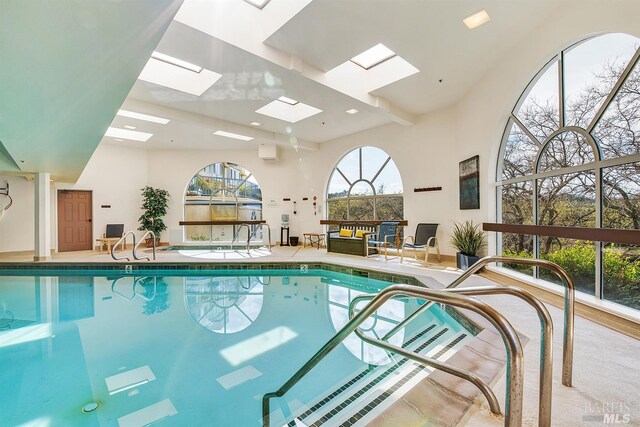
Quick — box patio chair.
[400,223,441,266]
[366,221,400,260]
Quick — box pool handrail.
[134,231,156,261]
[111,231,136,261]
[262,284,524,427]
[248,223,272,253]
[231,224,251,251]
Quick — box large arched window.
[497,33,640,310]
[327,146,403,221]
[184,162,262,243]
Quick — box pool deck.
[1,246,639,426]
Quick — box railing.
[231,224,250,251]
[111,231,136,261]
[262,284,524,427]
[111,276,157,301]
[249,223,271,252]
[229,223,271,253]
[133,231,156,261]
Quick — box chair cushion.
[339,228,354,237]
[354,229,366,238]
[404,243,427,249]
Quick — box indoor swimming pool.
[0,267,472,426]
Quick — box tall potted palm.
[138,186,170,247]
[451,220,486,270]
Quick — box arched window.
[497,33,640,310]
[327,146,403,221]
[184,162,262,243]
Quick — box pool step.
[282,325,470,427]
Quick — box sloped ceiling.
[0,0,183,181]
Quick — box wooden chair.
[400,223,441,266]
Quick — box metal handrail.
[262,284,524,427]
[111,231,136,261]
[133,231,156,261]
[231,224,250,251]
[382,256,575,387]
[111,276,157,301]
[248,223,272,252]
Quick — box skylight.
[278,96,299,105]
[350,43,397,70]
[138,58,222,96]
[256,99,322,123]
[346,109,359,115]
[243,0,271,10]
[151,51,203,73]
[105,127,153,142]
[117,109,170,124]
[250,122,262,126]
[214,130,254,141]
[124,125,136,130]
[463,10,491,29]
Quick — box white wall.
[0,175,35,252]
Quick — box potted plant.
[451,220,485,270]
[138,186,170,247]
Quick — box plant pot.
[289,236,299,246]
[146,237,160,248]
[456,252,480,271]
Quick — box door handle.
[88,218,92,223]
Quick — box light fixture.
[214,130,254,141]
[151,51,203,73]
[346,109,359,115]
[256,100,322,123]
[250,122,262,126]
[350,43,397,70]
[277,96,299,105]
[463,10,491,29]
[117,109,170,124]
[124,125,136,130]
[105,127,153,142]
[243,0,271,10]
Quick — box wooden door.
[58,190,92,252]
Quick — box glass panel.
[603,162,640,229]
[593,59,640,159]
[350,181,374,196]
[501,181,533,225]
[375,197,404,221]
[361,146,389,181]
[336,148,361,183]
[537,131,595,172]
[327,199,348,221]
[500,232,534,276]
[185,204,212,242]
[538,171,596,227]
[515,59,559,143]
[564,33,640,128]
[327,171,350,199]
[501,121,538,179]
[348,198,375,220]
[372,159,403,194]
[539,238,596,295]
[603,242,640,309]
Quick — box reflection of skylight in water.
[328,287,404,365]
[220,326,298,366]
[564,33,640,128]
[184,276,263,334]
[351,43,397,70]
[105,366,156,395]
[117,399,177,427]
[0,323,52,348]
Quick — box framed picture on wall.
[459,155,480,209]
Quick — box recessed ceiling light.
[214,130,254,141]
[463,10,491,29]
[117,109,170,124]
[138,58,222,96]
[151,51,203,73]
[278,96,299,106]
[350,43,397,70]
[124,125,136,130]
[105,127,153,142]
[115,139,124,142]
[250,122,262,126]
[256,100,322,123]
[243,0,271,10]
[346,109,359,115]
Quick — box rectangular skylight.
[256,99,322,123]
[214,130,254,141]
[350,43,397,70]
[105,127,153,142]
[346,109,359,115]
[277,96,299,105]
[463,10,491,29]
[243,0,271,10]
[138,58,222,96]
[117,109,170,124]
[151,51,203,73]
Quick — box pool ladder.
[231,223,272,253]
[262,256,576,427]
[111,231,156,262]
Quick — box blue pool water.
[0,269,469,426]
